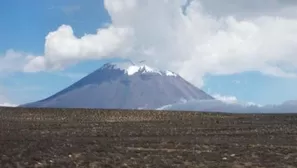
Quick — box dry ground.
[1,107,297,168]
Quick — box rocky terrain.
[1,107,297,167]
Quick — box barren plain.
[1,107,297,167]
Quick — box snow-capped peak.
[127,65,162,75]
[101,62,178,77]
[165,70,177,77]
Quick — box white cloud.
[212,94,238,104]
[0,102,17,107]
[0,50,33,73]
[37,24,131,70]
[23,56,46,72]
[4,0,297,87]
[212,93,262,107]
[1,25,132,73]
[246,101,263,107]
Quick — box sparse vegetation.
[1,107,297,167]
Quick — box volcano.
[21,62,214,109]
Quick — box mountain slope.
[21,62,213,109]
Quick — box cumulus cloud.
[0,49,45,74]
[23,56,46,72]
[6,0,297,87]
[0,50,33,73]
[28,24,131,71]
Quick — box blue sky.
[1,0,297,106]
[0,0,111,104]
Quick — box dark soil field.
[1,107,297,168]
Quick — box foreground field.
[1,107,297,168]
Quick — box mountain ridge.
[20,62,214,109]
